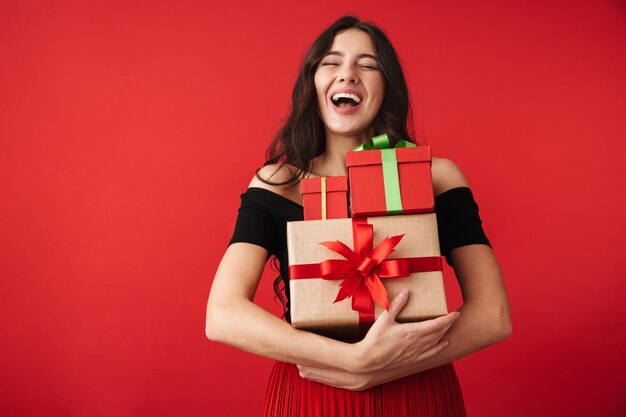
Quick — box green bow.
[353,134,416,215]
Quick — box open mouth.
[331,93,362,108]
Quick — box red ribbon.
[289,219,443,333]
[317,223,403,312]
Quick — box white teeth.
[331,93,362,104]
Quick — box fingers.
[415,339,450,362]
[360,304,459,372]
[297,364,362,390]
[405,311,460,334]
[297,365,327,385]
[297,364,339,378]
[382,289,410,322]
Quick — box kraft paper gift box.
[346,135,434,217]
[287,214,448,340]
[301,176,349,220]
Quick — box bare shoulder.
[431,157,469,196]
[248,164,302,203]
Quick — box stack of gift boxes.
[287,134,448,340]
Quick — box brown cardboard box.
[287,214,448,339]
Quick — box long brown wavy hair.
[260,15,416,186]
[262,15,416,317]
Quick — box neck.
[311,131,370,177]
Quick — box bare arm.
[206,241,459,372]
[297,158,512,389]
[206,168,358,369]
[206,167,460,373]
[298,244,512,389]
[206,242,353,368]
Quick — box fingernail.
[398,291,406,299]
[453,312,461,319]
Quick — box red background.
[1,1,625,416]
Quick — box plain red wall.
[1,1,625,416]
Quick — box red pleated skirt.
[262,362,466,417]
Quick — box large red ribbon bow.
[318,223,408,314]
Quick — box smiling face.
[314,29,385,141]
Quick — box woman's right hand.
[350,290,460,374]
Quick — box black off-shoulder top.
[229,186,490,321]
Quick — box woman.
[206,15,512,417]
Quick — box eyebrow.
[324,51,379,61]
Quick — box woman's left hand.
[296,364,379,391]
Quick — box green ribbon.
[353,134,416,215]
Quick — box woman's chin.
[324,129,372,143]
[323,121,374,139]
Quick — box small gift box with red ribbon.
[301,176,349,221]
[346,134,434,217]
[287,214,448,340]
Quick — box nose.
[338,64,360,84]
